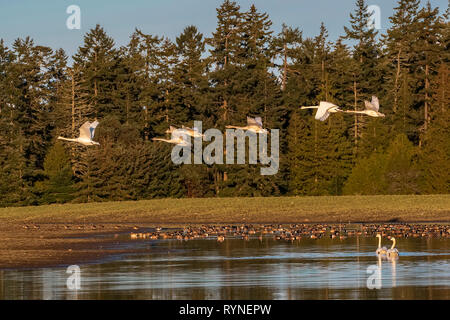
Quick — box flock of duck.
[129,223,450,259]
[57,96,384,147]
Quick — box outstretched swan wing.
[315,102,333,121]
[90,120,99,139]
[254,117,263,127]
[79,121,92,139]
[365,96,379,111]
[371,96,380,111]
[183,126,200,133]
[318,112,330,121]
[247,116,263,128]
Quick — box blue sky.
[0,0,447,59]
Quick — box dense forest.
[0,0,448,206]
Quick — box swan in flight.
[301,101,342,121]
[345,96,385,118]
[375,234,387,257]
[57,121,100,146]
[387,237,399,260]
[152,136,190,147]
[165,126,177,135]
[226,116,268,134]
[166,125,204,138]
[181,125,204,138]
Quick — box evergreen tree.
[7,38,54,194]
[344,0,382,158]
[0,1,448,206]
[343,151,388,195]
[173,26,213,195]
[413,2,446,145]
[36,142,74,203]
[383,0,420,137]
[206,0,243,123]
[273,24,302,92]
[0,116,30,206]
[132,29,163,140]
[73,25,120,118]
[384,133,419,194]
[419,63,449,193]
[174,26,210,123]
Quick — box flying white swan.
[166,125,204,138]
[165,126,177,135]
[57,121,100,146]
[152,136,190,147]
[387,237,399,260]
[181,125,204,138]
[345,96,385,118]
[375,234,388,257]
[226,116,268,134]
[301,101,342,121]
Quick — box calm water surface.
[1,235,449,299]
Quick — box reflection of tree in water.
[0,236,449,299]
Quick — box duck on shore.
[125,223,449,242]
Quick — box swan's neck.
[301,106,318,109]
[377,236,381,249]
[57,136,76,142]
[391,238,396,250]
[226,125,245,130]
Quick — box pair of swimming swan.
[301,96,385,122]
[153,116,268,146]
[376,234,399,259]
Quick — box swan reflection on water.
[0,236,449,300]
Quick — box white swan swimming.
[387,237,399,260]
[375,234,388,257]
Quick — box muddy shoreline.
[0,223,142,269]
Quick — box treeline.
[0,0,448,206]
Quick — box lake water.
[1,235,449,300]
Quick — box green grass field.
[0,195,449,224]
